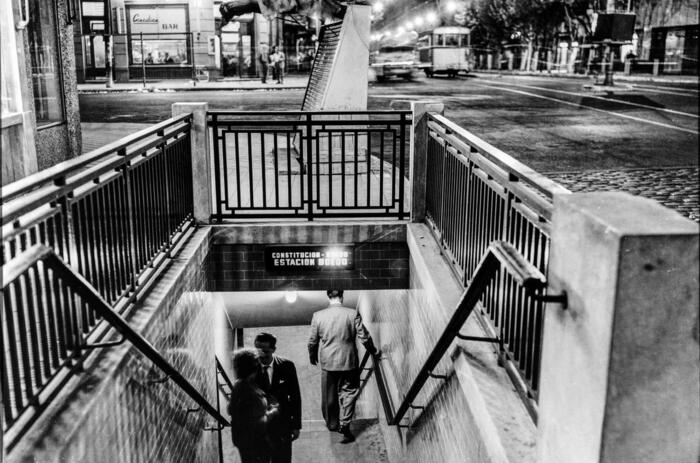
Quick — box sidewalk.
[78,76,309,93]
[471,69,699,85]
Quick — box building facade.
[2,0,82,185]
[72,0,317,82]
[635,0,698,74]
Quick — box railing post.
[409,100,444,223]
[537,192,699,463]
[172,103,211,223]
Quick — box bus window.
[460,34,469,47]
[445,34,459,47]
[434,34,444,46]
[418,35,430,47]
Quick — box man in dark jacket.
[254,332,302,463]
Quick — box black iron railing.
[208,111,411,221]
[215,356,235,463]
[1,115,195,309]
[425,114,569,402]
[363,241,566,427]
[1,245,229,449]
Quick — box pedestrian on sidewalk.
[272,46,285,84]
[228,348,279,463]
[270,46,279,82]
[258,43,270,84]
[254,332,302,463]
[308,289,378,444]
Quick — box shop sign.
[265,245,355,272]
[129,6,187,34]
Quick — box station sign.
[265,245,354,272]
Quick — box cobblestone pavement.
[547,166,699,222]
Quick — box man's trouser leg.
[321,369,340,430]
[270,437,292,463]
[338,369,361,427]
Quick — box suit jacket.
[308,303,371,371]
[254,355,302,435]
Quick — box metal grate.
[301,22,342,111]
[208,110,411,221]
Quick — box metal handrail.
[3,245,230,429]
[364,241,565,428]
[0,114,191,204]
[427,113,569,218]
[215,356,234,393]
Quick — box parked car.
[370,45,418,81]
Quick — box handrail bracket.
[81,336,127,349]
[456,334,500,343]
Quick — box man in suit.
[308,289,377,444]
[254,332,301,463]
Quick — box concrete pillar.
[624,59,631,75]
[546,50,553,71]
[567,46,578,73]
[653,59,660,76]
[487,54,493,70]
[409,101,444,223]
[537,192,699,463]
[172,102,211,223]
[508,54,514,71]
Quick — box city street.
[80,74,699,219]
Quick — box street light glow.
[414,16,424,26]
[445,0,458,13]
[426,11,438,23]
[405,20,414,29]
[372,2,384,12]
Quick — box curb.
[470,70,698,84]
[78,85,307,94]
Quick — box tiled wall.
[356,224,536,463]
[358,288,474,462]
[208,242,410,291]
[10,231,222,463]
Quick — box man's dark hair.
[327,289,344,299]
[254,332,277,348]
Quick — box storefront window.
[28,0,64,125]
[664,28,685,74]
[127,5,189,65]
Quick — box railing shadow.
[360,241,567,430]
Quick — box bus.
[417,26,471,77]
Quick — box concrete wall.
[537,192,699,463]
[357,224,536,463]
[208,223,409,291]
[8,230,223,463]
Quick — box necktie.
[262,365,271,388]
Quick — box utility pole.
[601,0,615,86]
[104,0,114,88]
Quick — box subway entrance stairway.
[2,104,698,462]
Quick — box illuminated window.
[27,0,65,125]
[444,34,459,47]
[127,5,189,65]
